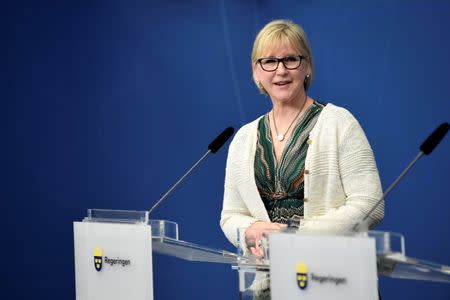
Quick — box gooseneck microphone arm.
[360,152,422,225]
[355,122,449,229]
[148,127,235,214]
[148,150,212,214]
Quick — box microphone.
[354,122,449,230]
[208,127,235,153]
[420,122,450,154]
[148,127,235,214]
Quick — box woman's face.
[253,43,310,105]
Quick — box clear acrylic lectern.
[74,209,450,299]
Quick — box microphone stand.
[147,125,234,215]
[148,150,211,214]
[355,151,422,230]
[353,122,449,231]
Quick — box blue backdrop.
[4,0,450,299]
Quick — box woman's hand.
[245,221,287,258]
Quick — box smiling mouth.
[274,81,291,86]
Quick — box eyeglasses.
[257,55,305,72]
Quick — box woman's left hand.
[245,221,287,258]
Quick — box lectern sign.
[74,220,153,300]
[93,248,132,271]
[270,232,378,300]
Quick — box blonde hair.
[251,19,314,93]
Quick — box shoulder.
[310,102,364,143]
[230,115,264,147]
[320,103,358,124]
[226,115,263,166]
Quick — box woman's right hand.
[245,221,287,258]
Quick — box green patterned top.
[254,101,324,227]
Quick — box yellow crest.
[296,262,308,290]
[93,247,103,272]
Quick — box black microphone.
[208,127,235,153]
[354,122,449,230]
[148,127,235,214]
[420,122,449,154]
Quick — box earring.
[304,74,310,91]
[255,80,268,95]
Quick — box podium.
[74,209,450,299]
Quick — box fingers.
[248,221,286,231]
[244,221,288,258]
[245,221,286,242]
[256,223,286,237]
[250,238,264,258]
[250,246,264,258]
[273,222,288,229]
[245,221,287,257]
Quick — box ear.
[252,63,259,84]
[305,60,312,76]
[252,63,258,77]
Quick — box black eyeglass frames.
[257,55,305,72]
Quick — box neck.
[272,93,309,117]
[270,93,310,143]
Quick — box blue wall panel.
[4,0,449,299]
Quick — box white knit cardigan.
[220,103,384,247]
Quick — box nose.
[275,61,288,74]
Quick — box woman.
[220,19,384,258]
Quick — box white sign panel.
[270,233,377,300]
[74,221,153,300]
